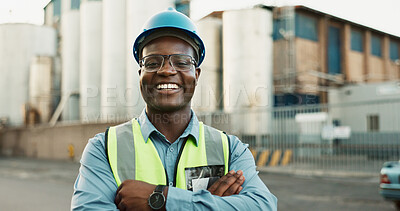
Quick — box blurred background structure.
[0,0,400,175]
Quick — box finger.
[116,181,124,194]
[115,193,121,207]
[117,201,126,211]
[235,186,243,194]
[115,180,129,205]
[115,183,124,205]
[208,170,235,194]
[222,172,245,196]
[212,170,241,196]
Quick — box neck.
[146,106,192,143]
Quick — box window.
[176,1,190,16]
[390,40,399,61]
[273,19,285,40]
[328,26,342,74]
[71,0,80,10]
[351,29,363,52]
[333,119,341,126]
[367,115,379,132]
[295,13,318,41]
[274,94,320,107]
[53,0,61,16]
[371,34,382,57]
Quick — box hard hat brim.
[133,27,205,67]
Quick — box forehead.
[141,36,195,57]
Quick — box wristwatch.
[148,185,167,210]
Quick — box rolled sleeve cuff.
[166,187,193,211]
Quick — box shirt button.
[169,182,173,186]
[169,147,174,152]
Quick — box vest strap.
[107,119,229,190]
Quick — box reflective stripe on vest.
[106,119,229,189]
[107,120,166,186]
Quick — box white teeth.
[157,83,179,90]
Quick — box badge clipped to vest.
[185,165,225,191]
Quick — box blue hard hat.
[133,7,205,67]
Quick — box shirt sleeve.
[165,135,278,211]
[71,133,119,211]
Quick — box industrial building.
[0,1,399,164]
[272,6,400,106]
[0,24,57,126]
[193,5,400,110]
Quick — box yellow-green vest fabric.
[106,119,229,190]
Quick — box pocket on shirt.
[184,165,225,191]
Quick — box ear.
[195,67,201,86]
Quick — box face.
[139,36,201,113]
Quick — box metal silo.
[80,0,103,122]
[61,0,80,121]
[193,15,222,112]
[29,56,54,123]
[223,7,273,134]
[0,24,56,126]
[101,0,127,122]
[125,0,174,118]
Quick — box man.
[71,8,277,210]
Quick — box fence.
[197,99,400,174]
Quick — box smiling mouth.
[156,83,180,90]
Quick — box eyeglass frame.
[139,54,198,72]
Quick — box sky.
[0,0,399,37]
[0,0,50,24]
[191,0,400,37]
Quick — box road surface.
[0,157,396,210]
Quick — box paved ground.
[261,171,395,211]
[0,157,78,211]
[0,157,396,211]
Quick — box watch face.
[148,192,165,210]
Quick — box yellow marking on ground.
[269,150,282,167]
[256,150,270,167]
[281,150,292,166]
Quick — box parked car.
[380,161,400,209]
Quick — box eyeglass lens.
[141,54,194,72]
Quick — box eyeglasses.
[139,54,197,72]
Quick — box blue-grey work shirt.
[71,110,277,210]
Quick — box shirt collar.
[137,109,200,146]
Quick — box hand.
[207,170,245,197]
[115,180,159,211]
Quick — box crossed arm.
[71,133,277,210]
[114,170,245,210]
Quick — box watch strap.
[154,185,167,193]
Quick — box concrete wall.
[273,39,287,93]
[295,38,319,94]
[387,62,400,79]
[368,56,385,82]
[328,81,400,132]
[0,122,119,161]
[347,51,364,82]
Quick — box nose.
[157,58,177,76]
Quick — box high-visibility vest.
[106,119,230,190]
